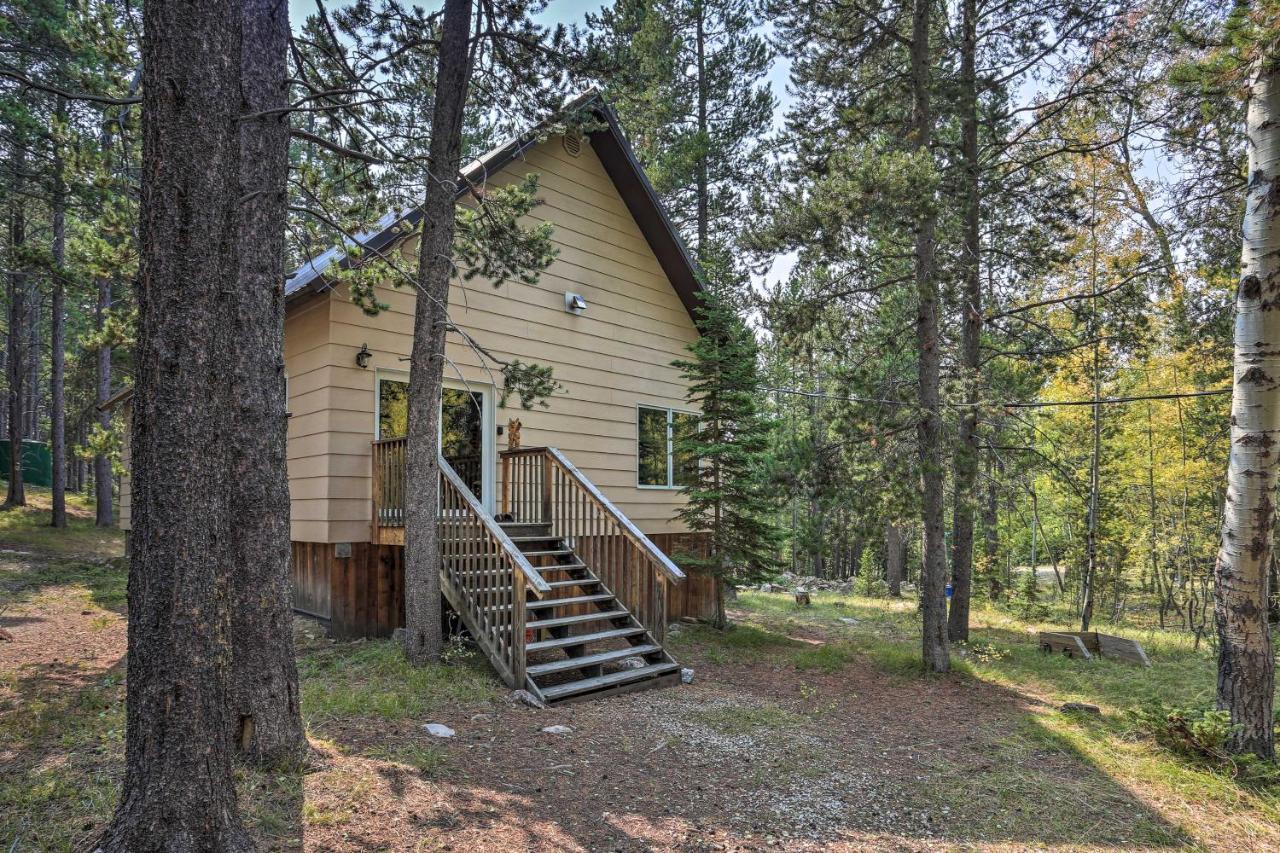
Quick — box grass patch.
[364,741,450,777]
[0,666,125,849]
[299,639,499,725]
[0,555,128,613]
[0,487,123,560]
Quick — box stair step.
[508,534,563,543]
[540,662,681,702]
[526,626,645,652]
[520,548,575,558]
[527,644,662,677]
[546,578,601,589]
[533,560,587,572]
[527,609,630,630]
[526,593,615,610]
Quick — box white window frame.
[636,403,698,490]
[375,369,496,512]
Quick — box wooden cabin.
[116,92,716,703]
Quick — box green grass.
[363,741,450,776]
[299,639,500,726]
[0,555,128,613]
[0,487,123,559]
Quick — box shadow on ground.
[293,619,1195,851]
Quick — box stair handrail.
[500,445,685,644]
[439,454,551,598]
[543,447,686,584]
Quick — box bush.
[1129,703,1280,788]
[1016,568,1048,620]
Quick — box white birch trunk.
[1215,60,1280,759]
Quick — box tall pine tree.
[585,0,772,272]
[674,290,780,628]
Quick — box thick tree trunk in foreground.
[1214,60,1280,760]
[909,0,948,673]
[885,522,903,597]
[227,0,304,765]
[5,170,27,509]
[948,0,980,644]
[94,273,114,527]
[97,0,252,847]
[403,0,473,665]
[50,102,68,529]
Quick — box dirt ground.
[3,547,1277,852]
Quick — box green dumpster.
[0,439,53,487]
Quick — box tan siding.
[285,297,340,541]
[305,134,698,540]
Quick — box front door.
[376,373,494,509]
[441,388,485,502]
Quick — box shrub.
[1129,703,1280,788]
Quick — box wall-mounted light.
[565,292,587,315]
[355,343,371,369]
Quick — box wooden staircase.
[395,445,685,706]
[503,521,681,703]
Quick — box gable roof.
[285,90,705,322]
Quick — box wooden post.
[371,441,382,543]
[501,453,511,517]
[541,452,553,526]
[511,563,526,687]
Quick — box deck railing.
[371,437,549,687]
[372,437,407,527]
[500,446,685,642]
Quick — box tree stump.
[795,589,811,607]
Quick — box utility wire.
[762,385,1232,409]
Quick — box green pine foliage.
[584,0,773,269]
[672,290,781,627]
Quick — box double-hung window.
[637,405,698,488]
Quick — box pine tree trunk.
[948,0,980,643]
[1081,173,1102,632]
[403,0,473,665]
[909,0,948,673]
[694,0,709,256]
[983,455,1000,597]
[885,522,903,597]
[5,158,27,509]
[25,294,39,440]
[226,0,304,765]
[50,99,68,529]
[97,0,253,846]
[1214,59,1280,760]
[94,273,114,526]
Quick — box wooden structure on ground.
[1038,631,1151,666]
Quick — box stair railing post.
[541,452,553,527]
[511,560,526,687]
[501,452,511,518]
[371,441,382,541]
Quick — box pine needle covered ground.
[2,500,1277,850]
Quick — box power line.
[762,385,1232,409]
